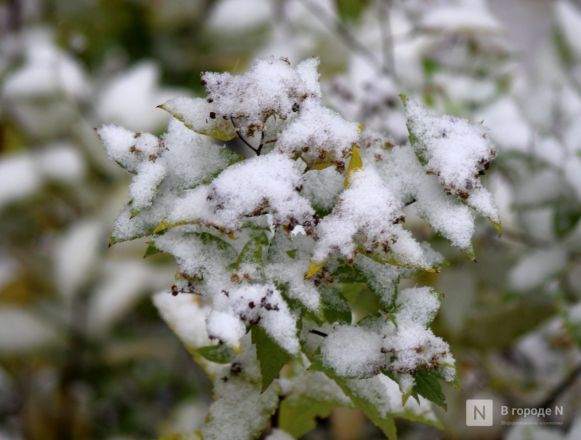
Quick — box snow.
[322,325,385,377]
[276,98,359,164]
[302,166,344,213]
[211,284,299,353]
[202,375,278,440]
[129,161,166,211]
[404,97,496,199]
[98,124,153,173]
[168,153,314,231]
[2,29,89,99]
[97,62,179,132]
[96,56,484,412]
[0,307,58,352]
[555,0,581,58]
[160,97,236,141]
[88,262,170,335]
[477,98,532,153]
[266,429,294,440]
[0,154,41,209]
[509,247,568,292]
[345,374,436,420]
[207,0,273,33]
[376,145,476,249]
[202,57,322,137]
[396,287,440,328]
[314,166,429,268]
[153,291,212,350]
[207,310,246,346]
[420,6,502,34]
[0,145,85,210]
[54,220,103,300]
[37,144,85,183]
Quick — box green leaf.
[194,231,236,255]
[230,231,269,270]
[306,353,397,439]
[252,326,291,391]
[279,397,337,438]
[320,287,352,324]
[143,240,161,258]
[197,345,236,364]
[412,369,447,410]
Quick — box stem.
[230,116,261,155]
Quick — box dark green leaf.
[321,287,352,324]
[252,326,291,391]
[230,231,269,270]
[413,369,446,409]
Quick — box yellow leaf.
[309,162,334,171]
[344,144,363,188]
[304,261,324,279]
[492,221,502,237]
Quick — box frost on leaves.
[100,57,498,439]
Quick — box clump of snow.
[322,325,385,377]
[404,97,496,200]
[314,166,429,268]
[98,125,160,173]
[381,288,454,379]
[168,153,314,232]
[276,98,359,166]
[211,284,299,353]
[201,57,321,137]
[375,145,475,249]
[129,161,166,211]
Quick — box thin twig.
[309,329,329,338]
[230,116,260,155]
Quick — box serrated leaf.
[412,369,447,410]
[197,345,236,364]
[230,231,269,270]
[252,326,291,391]
[279,397,337,438]
[306,353,397,439]
[320,287,352,324]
